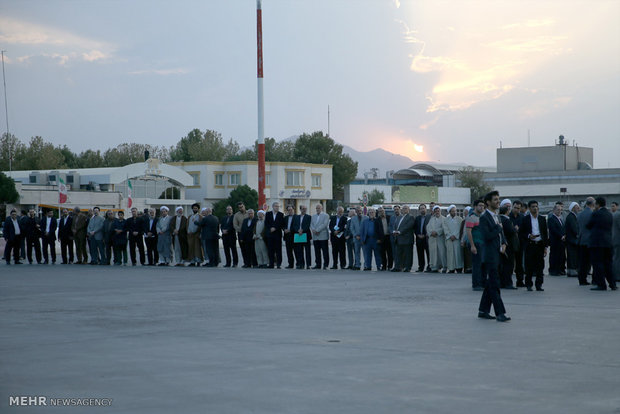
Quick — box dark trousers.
[549,240,566,274]
[42,236,56,263]
[4,238,21,263]
[113,244,128,265]
[145,236,158,265]
[104,240,113,265]
[479,264,506,316]
[26,236,42,264]
[363,238,382,270]
[525,242,545,288]
[415,238,428,270]
[203,239,219,266]
[313,239,329,268]
[514,247,525,284]
[397,242,413,271]
[129,235,145,265]
[566,243,579,276]
[74,234,88,263]
[89,239,105,264]
[347,238,355,268]
[222,235,239,266]
[379,235,392,270]
[591,247,615,289]
[295,241,311,269]
[267,235,282,267]
[241,239,257,267]
[331,235,346,268]
[500,249,515,287]
[284,233,295,267]
[60,237,74,263]
[471,243,483,288]
[578,245,591,284]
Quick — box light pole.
[257,0,266,208]
[1,50,11,171]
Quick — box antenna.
[527,129,531,147]
[327,105,330,137]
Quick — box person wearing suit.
[360,208,384,270]
[509,201,525,287]
[613,203,620,282]
[344,209,355,269]
[310,204,330,269]
[392,205,415,272]
[292,205,312,269]
[87,207,105,265]
[126,208,145,266]
[22,209,42,264]
[58,209,74,264]
[71,207,88,264]
[40,210,58,264]
[577,197,595,285]
[519,200,549,291]
[143,208,159,266]
[565,202,581,279]
[376,207,392,271]
[156,206,172,266]
[102,210,116,265]
[587,197,617,290]
[199,207,220,267]
[414,204,430,272]
[329,206,347,269]
[220,205,239,267]
[477,191,510,322]
[265,202,285,269]
[282,205,297,269]
[112,210,129,265]
[389,205,401,271]
[170,206,189,266]
[499,204,518,289]
[548,202,567,276]
[240,209,258,268]
[348,206,366,270]
[3,209,23,264]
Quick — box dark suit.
[240,217,258,267]
[21,216,42,264]
[548,214,566,275]
[478,210,507,316]
[40,216,57,264]
[143,216,159,265]
[509,212,525,284]
[126,216,145,265]
[58,215,74,263]
[265,210,285,268]
[587,207,615,289]
[292,213,312,269]
[329,214,347,268]
[200,215,220,266]
[519,214,549,289]
[499,215,517,287]
[577,207,593,284]
[565,212,580,277]
[3,216,22,263]
[360,217,385,270]
[220,214,238,267]
[395,214,414,271]
[282,214,297,268]
[414,214,430,271]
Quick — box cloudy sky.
[1,0,619,167]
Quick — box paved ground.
[1,263,619,414]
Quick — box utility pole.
[256,0,266,208]
[1,50,11,171]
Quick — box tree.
[159,187,181,199]
[170,129,239,162]
[292,131,358,200]
[212,185,258,218]
[457,166,493,202]
[0,172,19,204]
[360,189,385,205]
[18,136,65,170]
[76,149,104,168]
[0,133,26,171]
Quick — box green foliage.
[457,166,493,202]
[0,171,19,204]
[360,189,385,205]
[77,149,104,168]
[159,187,181,199]
[212,185,258,218]
[0,133,26,171]
[170,129,238,162]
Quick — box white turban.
[463,206,471,214]
[432,205,440,212]
[201,207,208,213]
[448,204,456,212]
[569,202,579,212]
[257,210,265,215]
[500,199,512,208]
[175,206,183,213]
[160,206,169,212]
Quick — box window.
[29,176,37,184]
[215,173,224,186]
[66,175,74,184]
[286,171,304,187]
[311,174,321,188]
[189,172,200,186]
[48,175,56,182]
[265,173,271,186]
[229,173,240,186]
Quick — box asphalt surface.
[1,263,619,414]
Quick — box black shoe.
[223,264,231,268]
[579,282,591,286]
[503,285,518,290]
[323,266,328,270]
[472,287,483,291]
[286,265,294,269]
[15,261,23,264]
[306,266,311,270]
[496,314,511,322]
[330,266,338,270]
[363,268,372,271]
[417,268,424,272]
[526,286,533,291]
[590,286,606,291]
[611,286,618,291]
[391,268,401,272]
[478,312,495,320]
[516,282,526,287]
[403,268,411,272]
[277,266,281,269]
[536,287,544,291]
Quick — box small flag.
[59,177,68,204]
[127,179,133,208]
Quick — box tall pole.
[1,50,11,172]
[257,0,266,208]
[327,105,330,137]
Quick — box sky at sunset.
[1,0,619,167]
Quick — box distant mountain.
[341,145,418,178]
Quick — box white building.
[169,161,333,211]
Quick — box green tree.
[18,136,64,170]
[159,187,181,199]
[457,166,493,202]
[77,149,104,168]
[58,145,79,169]
[212,185,258,218]
[360,189,385,205]
[292,131,357,200]
[0,171,19,204]
[170,129,239,162]
[0,133,26,171]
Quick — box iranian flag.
[127,179,133,208]
[59,177,68,204]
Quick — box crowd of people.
[3,197,619,293]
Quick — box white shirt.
[46,217,52,233]
[287,215,293,230]
[530,215,542,241]
[12,218,20,235]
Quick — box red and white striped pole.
[257,0,266,208]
